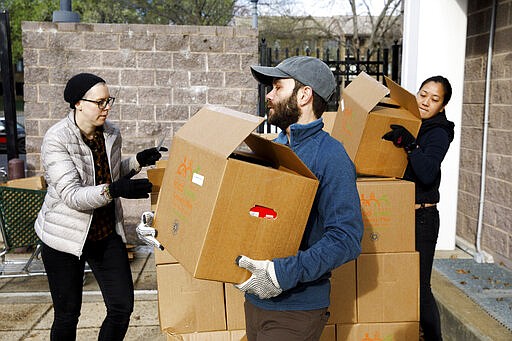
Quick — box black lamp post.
[53,0,80,23]
[250,0,259,29]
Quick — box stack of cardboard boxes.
[151,72,421,340]
[151,105,326,340]
[324,73,420,340]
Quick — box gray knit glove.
[235,255,282,299]
[136,211,164,250]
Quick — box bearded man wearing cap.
[35,73,165,340]
[234,56,364,340]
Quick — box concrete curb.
[432,269,512,341]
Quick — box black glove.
[382,124,417,151]
[109,177,153,199]
[136,147,168,167]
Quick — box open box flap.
[244,133,317,179]
[343,71,389,113]
[384,76,421,119]
[378,96,400,107]
[176,105,265,158]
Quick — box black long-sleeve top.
[403,112,455,204]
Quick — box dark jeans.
[416,206,442,341]
[42,233,134,341]
[244,300,329,341]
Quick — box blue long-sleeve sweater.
[246,118,364,311]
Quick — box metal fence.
[256,39,402,133]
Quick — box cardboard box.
[328,72,421,177]
[257,132,279,140]
[6,175,46,190]
[154,105,319,283]
[224,283,246,330]
[329,260,357,324]
[156,263,226,334]
[156,159,168,168]
[336,322,419,341]
[147,161,167,211]
[150,192,159,211]
[321,324,336,341]
[356,178,415,253]
[147,167,165,194]
[356,252,419,323]
[166,330,246,341]
[150,160,178,265]
[165,325,334,341]
[154,247,178,265]
[322,111,337,134]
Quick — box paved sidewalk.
[432,249,512,341]
[1,245,511,340]
[0,246,165,341]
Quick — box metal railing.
[256,39,402,133]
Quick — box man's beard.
[267,91,300,131]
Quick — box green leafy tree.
[76,0,239,26]
[72,0,142,24]
[128,0,237,26]
[0,0,57,64]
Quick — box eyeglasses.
[80,97,115,110]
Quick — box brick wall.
[458,0,512,267]
[22,22,259,242]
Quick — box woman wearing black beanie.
[35,73,164,340]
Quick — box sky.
[239,0,390,18]
[296,0,351,16]
[296,0,386,16]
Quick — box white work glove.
[136,211,164,250]
[235,255,282,299]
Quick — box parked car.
[0,118,26,154]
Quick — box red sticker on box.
[249,205,277,219]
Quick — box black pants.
[416,206,442,341]
[42,233,134,341]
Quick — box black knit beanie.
[64,73,105,109]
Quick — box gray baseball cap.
[250,56,336,102]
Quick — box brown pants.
[244,300,329,341]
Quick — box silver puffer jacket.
[34,112,141,257]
